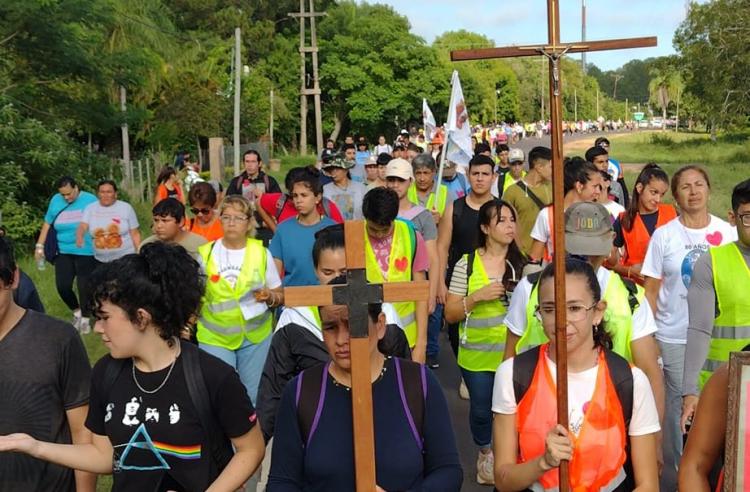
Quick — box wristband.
[35,243,44,249]
[462,295,471,318]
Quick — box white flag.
[445,70,473,166]
[422,98,437,142]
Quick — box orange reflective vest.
[516,344,628,491]
[619,204,676,267]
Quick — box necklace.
[132,342,180,394]
[678,216,710,250]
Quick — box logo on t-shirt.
[680,248,705,289]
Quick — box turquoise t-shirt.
[269,216,337,287]
[44,191,97,256]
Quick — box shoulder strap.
[466,251,476,281]
[296,362,329,447]
[263,173,270,191]
[452,197,466,225]
[394,358,427,451]
[527,271,542,287]
[513,346,541,403]
[603,350,634,427]
[515,181,546,210]
[182,342,234,473]
[619,275,640,313]
[274,194,288,221]
[51,201,73,225]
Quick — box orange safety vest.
[516,344,628,491]
[619,204,676,267]
[189,217,224,242]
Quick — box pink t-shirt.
[367,229,429,280]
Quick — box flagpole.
[434,133,449,197]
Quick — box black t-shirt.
[448,197,481,277]
[0,310,91,492]
[85,343,256,492]
[613,210,660,248]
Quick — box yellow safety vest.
[516,272,636,362]
[407,183,449,216]
[458,252,508,372]
[699,243,750,389]
[364,220,417,346]
[502,171,526,194]
[197,238,273,350]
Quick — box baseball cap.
[364,155,377,166]
[509,148,525,163]
[385,158,413,180]
[564,202,613,256]
[322,154,354,170]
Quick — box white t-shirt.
[82,200,140,262]
[505,267,657,342]
[530,206,553,257]
[206,240,282,320]
[492,353,660,437]
[641,215,737,343]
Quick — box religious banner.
[445,70,473,167]
[422,98,437,142]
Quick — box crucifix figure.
[451,1,655,489]
[283,220,429,491]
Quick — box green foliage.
[674,0,750,130]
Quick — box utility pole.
[596,88,600,118]
[612,73,624,99]
[540,55,545,120]
[574,88,578,122]
[120,86,131,184]
[270,89,274,158]
[290,1,326,156]
[581,0,587,74]
[233,27,241,176]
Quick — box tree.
[674,0,750,134]
[649,68,682,122]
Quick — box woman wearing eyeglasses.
[196,195,283,406]
[492,259,659,491]
[187,182,224,242]
[444,199,525,486]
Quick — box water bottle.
[37,257,46,271]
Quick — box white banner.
[445,70,473,166]
[422,98,437,142]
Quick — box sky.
[375,0,694,71]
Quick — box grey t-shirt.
[82,200,140,262]
[398,206,438,242]
[323,180,367,220]
[683,242,750,395]
[0,310,91,491]
[140,232,207,261]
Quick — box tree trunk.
[710,120,717,142]
[120,85,131,183]
[329,112,343,143]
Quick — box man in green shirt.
[501,146,552,256]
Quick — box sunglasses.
[190,207,212,215]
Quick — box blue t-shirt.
[44,191,97,255]
[269,217,337,287]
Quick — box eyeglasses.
[534,303,598,323]
[220,215,249,224]
[738,213,750,227]
[190,207,212,215]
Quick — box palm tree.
[648,69,683,127]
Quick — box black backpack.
[512,346,635,491]
[101,341,233,480]
[295,358,427,451]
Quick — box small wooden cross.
[283,220,430,492]
[450,1,656,489]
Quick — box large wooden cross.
[451,1,655,489]
[283,220,430,491]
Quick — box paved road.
[508,129,632,159]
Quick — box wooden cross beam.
[284,220,430,492]
[451,1,655,489]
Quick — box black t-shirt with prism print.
[86,342,256,492]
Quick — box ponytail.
[622,163,669,231]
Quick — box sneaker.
[78,317,91,335]
[476,449,495,485]
[459,378,470,400]
[427,355,440,369]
